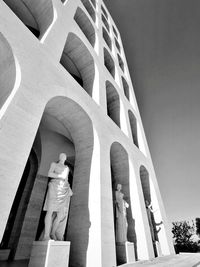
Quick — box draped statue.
[115,184,129,243]
[42,153,73,241]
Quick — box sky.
[104,0,200,223]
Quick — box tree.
[172,220,198,253]
[195,218,200,238]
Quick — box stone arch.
[80,0,96,23]
[101,4,108,20]
[122,76,129,100]
[39,96,94,266]
[113,25,118,39]
[110,142,137,265]
[103,27,112,51]
[115,38,121,53]
[60,32,95,97]
[118,54,124,72]
[1,95,95,266]
[74,7,96,47]
[106,81,120,128]
[3,0,54,39]
[102,14,110,32]
[104,48,115,78]
[0,132,42,260]
[0,33,16,112]
[128,110,138,147]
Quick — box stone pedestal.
[28,241,70,267]
[116,241,135,265]
[0,249,10,261]
[125,241,135,262]
[155,241,162,257]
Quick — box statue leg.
[51,211,63,240]
[43,210,53,240]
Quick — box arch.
[60,32,95,97]
[80,0,96,23]
[104,48,115,78]
[110,142,137,264]
[0,133,41,260]
[101,5,108,20]
[3,0,54,39]
[113,25,118,39]
[106,81,120,128]
[74,7,96,47]
[42,96,94,267]
[102,27,112,51]
[115,38,121,53]
[128,110,138,147]
[1,95,95,265]
[0,33,16,111]
[118,54,124,72]
[101,14,110,32]
[122,76,129,100]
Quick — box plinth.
[116,241,135,265]
[28,240,70,267]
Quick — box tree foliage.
[195,218,200,238]
[172,221,194,244]
[172,220,198,253]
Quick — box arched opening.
[128,110,138,147]
[140,166,160,257]
[101,5,108,20]
[102,14,110,32]
[80,0,96,23]
[104,48,115,78]
[115,38,121,53]
[60,32,95,97]
[0,96,94,267]
[3,0,54,39]
[0,133,41,262]
[74,7,96,47]
[106,81,120,128]
[110,142,137,265]
[0,33,16,111]
[113,25,118,39]
[122,77,129,100]
[103,27,112,51]
[118,54,124,72]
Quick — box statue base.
[116,241,135,265]
[155,241,162,257]
[28,240,70,267]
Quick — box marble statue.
[42,153,73,241]
[115,184,129,243]
[145,200,162,242]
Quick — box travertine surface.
[0,0,174,266]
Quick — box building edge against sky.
[0,0,174,266]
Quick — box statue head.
[116,184,122,191]
[145,200,150,207]
[59,153,67,163]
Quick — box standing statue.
[115,184,129,243]
[42,153,73,241]
[145,200,162,243]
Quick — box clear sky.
[104,0,200,223]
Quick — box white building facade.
[0,0,174,266]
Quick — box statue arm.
[48,162,59,178]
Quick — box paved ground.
[120,253,200,267]
[1,254,200,267]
